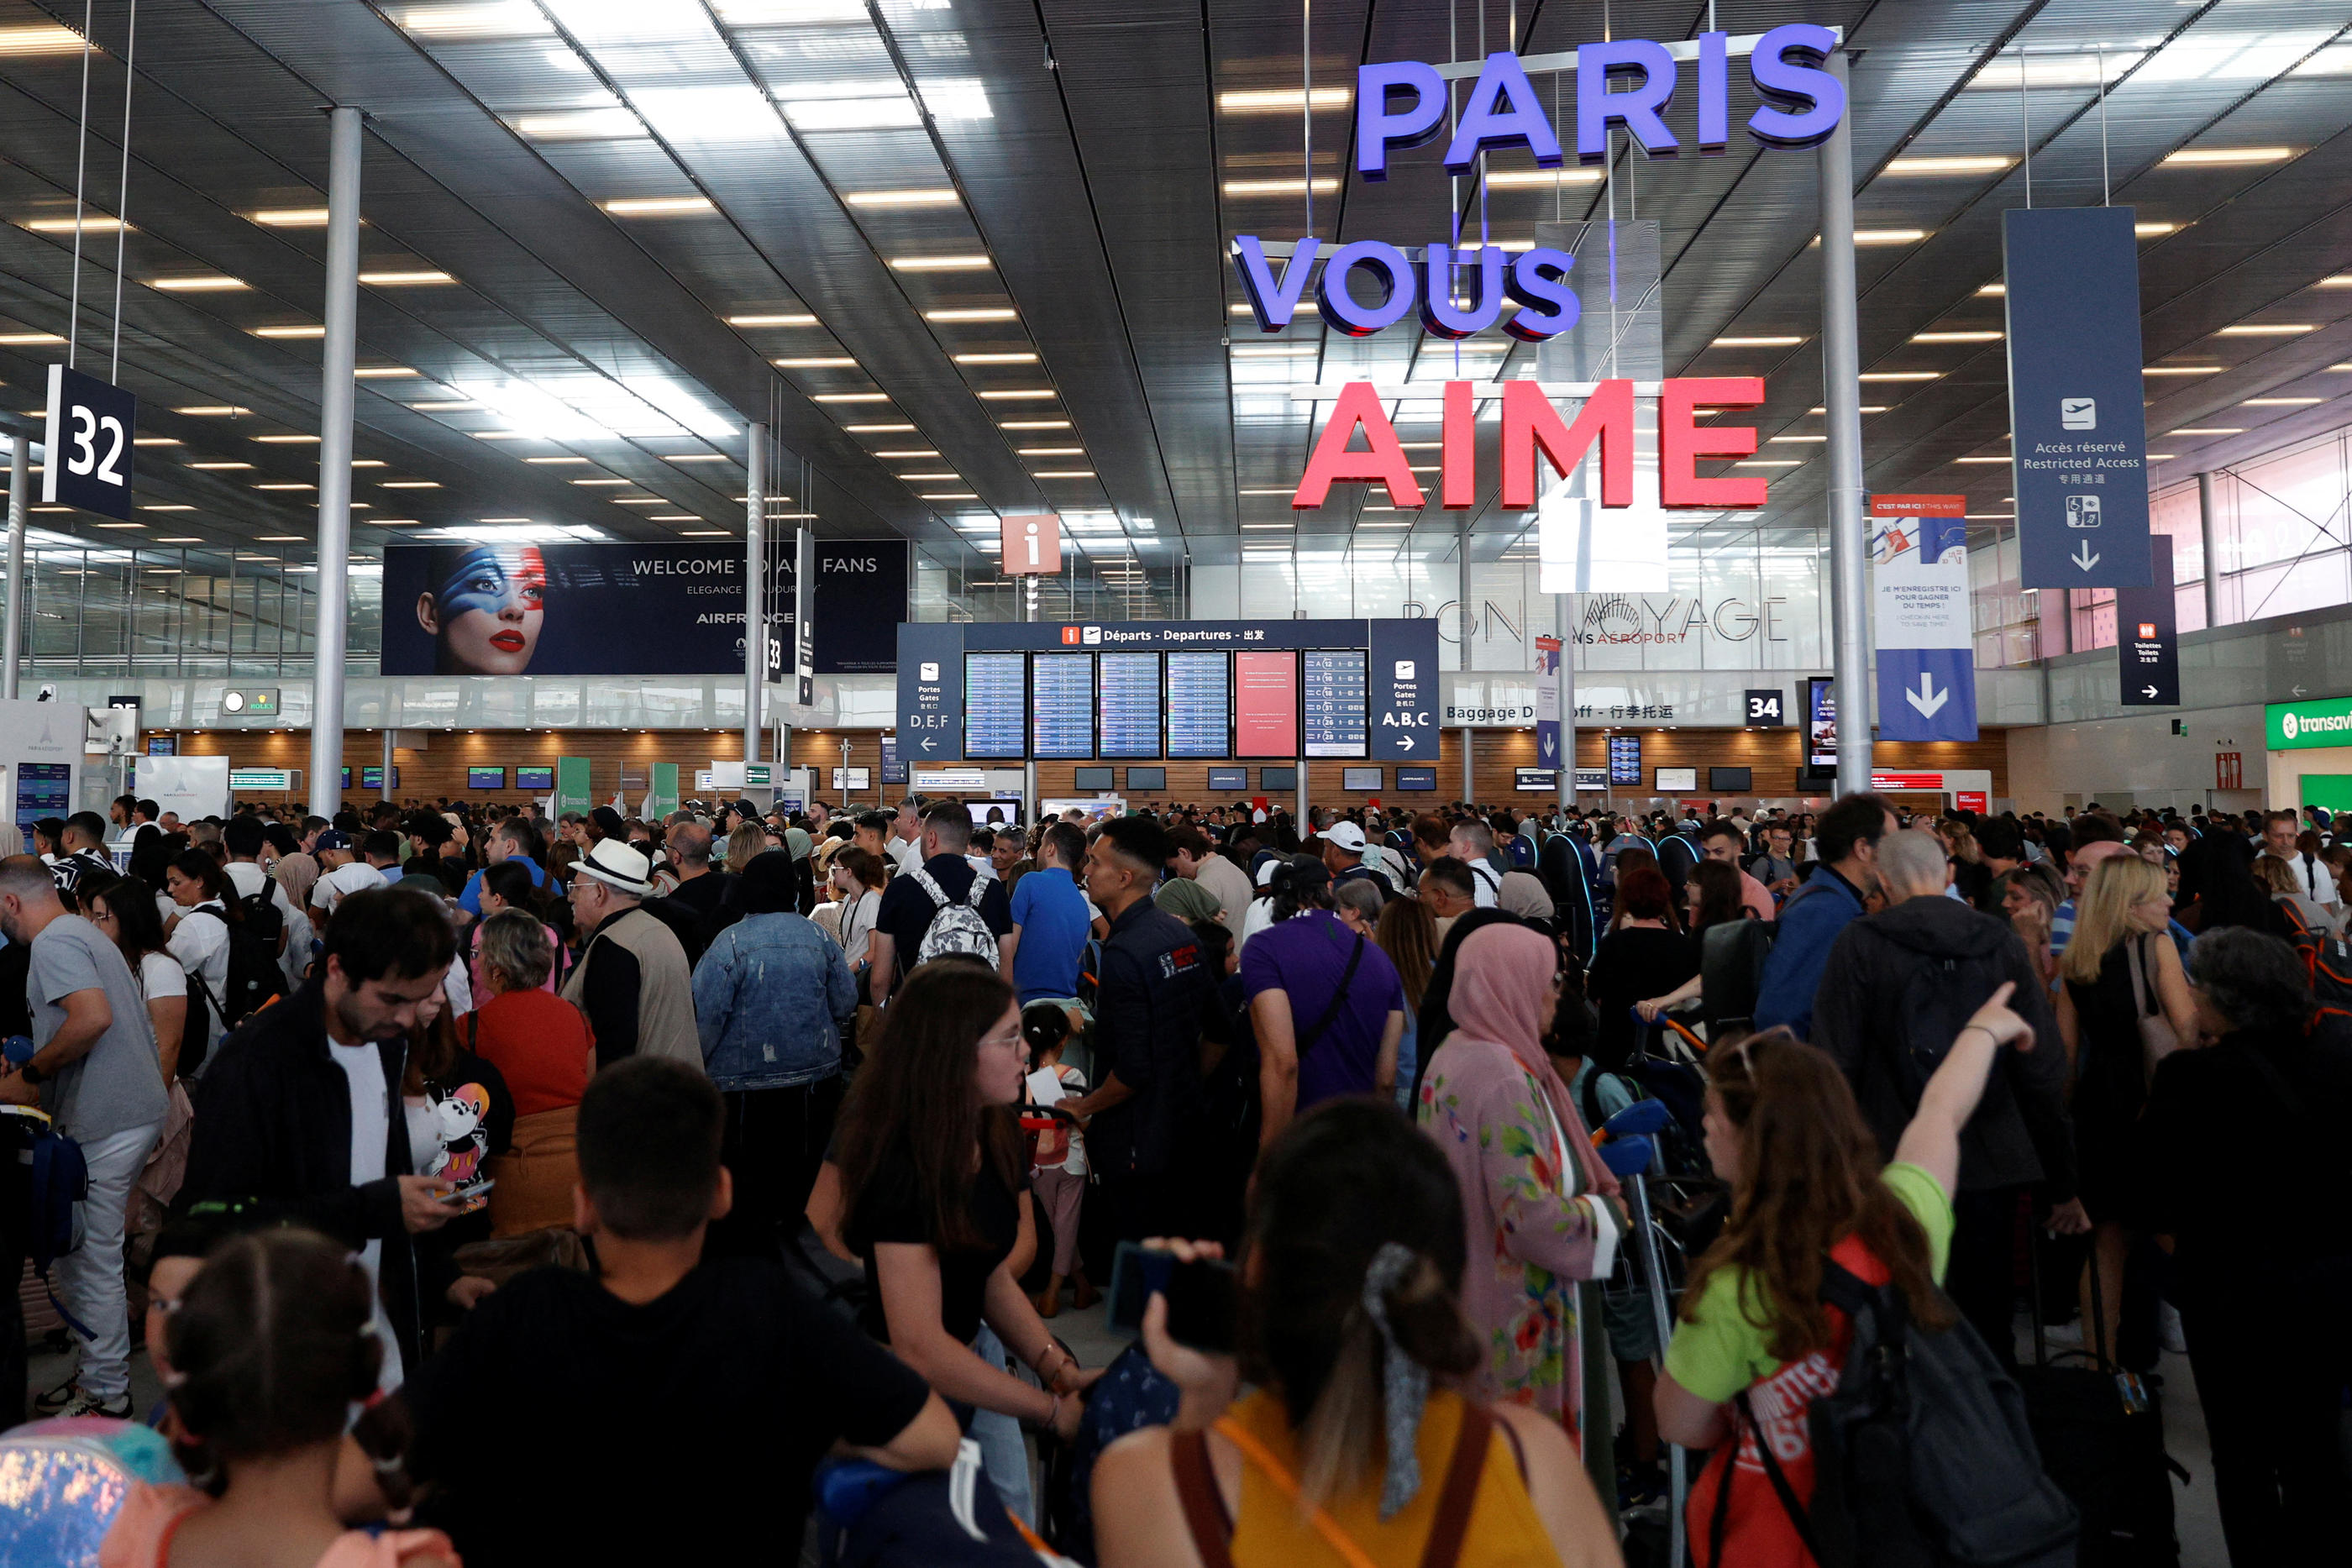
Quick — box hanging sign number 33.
[44,363,137,521]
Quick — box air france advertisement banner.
[2003,207,2153,590]
[382,541,906,678]
[1871,495,1977,743]
[1534,637,1563,771]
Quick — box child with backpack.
[100,1228,454,1568]
[1657,984,2076,1568]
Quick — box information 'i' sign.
[1000,513,1063,575]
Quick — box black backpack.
[1699,917,1777,1033]
[237,871,285,947]
[183,907,291,1049]
[1721,1258,2078,1568]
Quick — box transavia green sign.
[2266,695,2352,751]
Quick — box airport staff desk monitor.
[896,619,1442,766]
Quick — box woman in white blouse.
[86,875,186,1081]
[828,846,888,974]
[161,851,239,1074]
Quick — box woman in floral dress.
[1417,921,1625,1439]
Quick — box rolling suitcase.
[2014,1235,2187,1567]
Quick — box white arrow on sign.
[1541,733,1557,760]
[1397,735,1416,752]
[919,736,937,752]
[2143,685,2160,698]
[1905,671,1950,719]
[2071,540,2101,572]
[2294,684,2308,697]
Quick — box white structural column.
[1818,51,1873,800]
[743,423,766,766]
[309,106,363,817]
[2,435,24,699]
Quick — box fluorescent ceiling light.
[130,437,180,445]
[844,189,960,207]
[665,453,730,463]
[248,207,331,227]
[897,471,959,480]
[601,196,714,216]
[1952,455,2010,464]
[397,3,554,37]
[927,307,1016,322]
[411,400,479,410]
[955,352,1037,364]
[1711,335,1806,347]
[417,524,605,543]
[2160,146,2292,166]
[2135,222,2177,237]
[2243,396,2323,406]
[1018,446,1084,456]
[153,537,205,543]
[526,455,590,464]
[890,254,992,271]
[775,356,858,368]
[1811,229,1929,247]
[139,504,197,511]
[680,530,732,538]
[2171,427,2244,435]
[0,24,87,53]
[254,434,321,443]
[1218,87,1350,113]
[570,478,626,485]
[814,392,890,404]
[23,215,129,233]
[728,312,817,327]
[920,491,979,501]
[1222,178,1339,197]
[1859,371,1942,381]
[1032,469,1095,479]
[514,109,644,139]
[354,366,417,378]
[186,461,254,469]
[253,324,327,339]
[1767,435,1828,443]
[1735,459,1803,468]
[1000,419,1068,429]
[613,496,668,506]
[1478,168,1604,186]
[1912,330,2003,343]
[150,275,248,291]
[0,331,63,344]
[872,448,937,459]
[844,422,914,433]
[1977,283,2006,296]
[360,270,454,286]
[255,482,316,490]
[647,515,698,522]
[978,389,1056,400]
[175,406,249,416]
[458,378,609,443]
[255,535,306,542]
[2218,323,2313,335]
[381,480,441,488]
[1883,155,2015,175]
[1232,345,1318,358]
[2143,365,2221,375]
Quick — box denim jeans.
[55,1121,161,1402]
[969,1321,1035,1527]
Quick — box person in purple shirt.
[1238,854,1405,1152]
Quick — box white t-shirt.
[165,901,233,1061]
[1239,894,1276,952]
[313,861,389,914]
[1467,859,1501,907]
[136,950,186,1005]
[326,1034,402,1391]
[838,888,882,969]
[889,836,922,873]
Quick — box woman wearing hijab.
[1496,870,1556,924]
[692,850,858,1254]
[784,826,817,915]
[1416,922,1625,1441]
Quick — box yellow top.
[1221,1387,1560,1568]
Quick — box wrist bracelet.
[1961,1024,1998,1046]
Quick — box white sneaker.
[52,1387,132,1420]
[2158,1301,2188,1356]
[2043,1321,2085,1349]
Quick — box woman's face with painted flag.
[416,545,547,674]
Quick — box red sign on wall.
[1954,790,1988,814]
[2217,751,2243,791]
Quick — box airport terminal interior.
[2,1,2350,1564]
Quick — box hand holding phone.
[1106,1240,1237,1353]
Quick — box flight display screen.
[1030,655,1095,758]
[1097,653,1162,758]
[1233,651,1299,758]
[1164,652,1231,758]
[963,653,1027,758]
[1303,649,1368,758]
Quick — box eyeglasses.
[978,1028,1025,1054]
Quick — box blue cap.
[314,829,352,852]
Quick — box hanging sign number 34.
[44,364,136,521]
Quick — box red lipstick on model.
[488,631,527,653]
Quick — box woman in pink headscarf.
[1417,921,1624,1439]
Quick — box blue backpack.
[17,1108,92,1339]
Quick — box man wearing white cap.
[1318,820,1396,900]
[561,838,701,1071]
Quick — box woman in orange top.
[1092,1099,1618,1568]
[101,1230,454,1568]
[465,910,592,1236]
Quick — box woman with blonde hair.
[2252,851,2339,940]
[725,822,769,878]
[2055,852,2197,1352]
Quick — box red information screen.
[1233,651,1299,758]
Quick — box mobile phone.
[1105,1240,1237,1353]
[440,1178,495,1205]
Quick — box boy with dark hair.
[402,1057,958,1565]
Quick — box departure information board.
[1608,734,1643,785]
[1097,653,1162,758]
[1031,655,1095,758]
[1235,651,1299,757]
[1165,652,1231,758]
[964,653,1026,758]
[1303,650,1368,758]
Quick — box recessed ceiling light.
[1952,455,2011,464]
[0,331,63,344]
[254,434,321,443]
[844,422,915,433]
[872,448,938,459]
[255,534,306,542]
[2318,275,2352,288]
[570,478,627,485]
[897,471,959,480]
[1808,405,1889,415]
[2160,146,2292,166]
[0,24,92,55]
[727,312,818,327]
[613,496,668,506]
[92,522,145,529]
[664,454,730,463]
[601,196,713,216]
[843,189,961,207]
[252,324,328,339]
[1480,167,1607,189]
[2242,396,2323,406]
[1000,419,1069,429]
[1238,487,1295,495]
[349,459,386,469]
[1858,371,1943,381]
[154,536,204,543]
[360,269,454,286]
[2218,323,2313,336]
[132,437,181,446]
[775,356,858,368]
[24,215,129,233]
[888,254,992,271]
[1710,335,1806,348]
[186,461,255,470]
[2135,222,2177,237]
[920,491,979,500]
[1977,283,2006,296]
[150,275,248,291]
[254,482,316,490]
[138,503,197,511]
[926,307,1017,322]
[1018,446,1084,456]
[1216,87,1351,113]
[381,480,441,488]
[2143,365,2222,375]
[1767,435,1828,443]
[1883,155,2015,175]
[526,455,589,464]
[247,207,332,227]
[1222,177,1340,197]
[2171,426,2245,435]
[680,530,731,537]
[354,366,418,379]
[1911,330,2003,343]
[954,352,1038,364]
[175,406,249,416]
[648,514,698,522]
[1734,459,1804,468]
[814,392,890,403]
[1032,469,1096,479]
[978,389,1056,400]
[1808,229,1928,248]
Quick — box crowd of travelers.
[0,782,2343,1566]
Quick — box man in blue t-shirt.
[456,817,547,917]
[1005,821,1094,1005]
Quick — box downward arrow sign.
[1905,671,1950,719]
[2071,540,2101,572]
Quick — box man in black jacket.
[178,885,463,1382]
[1808,829,2087,1363]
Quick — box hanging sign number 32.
[44,364,136,521]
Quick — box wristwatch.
[18,1062,43,1087]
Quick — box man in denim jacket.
[692,850,856,1254]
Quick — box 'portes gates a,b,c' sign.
[1871,494,1977,743]
[2003,207,2152,591]
[2117,533,2179,707]
[44,364,135,521]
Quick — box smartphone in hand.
[1106,1240,1238,1354]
